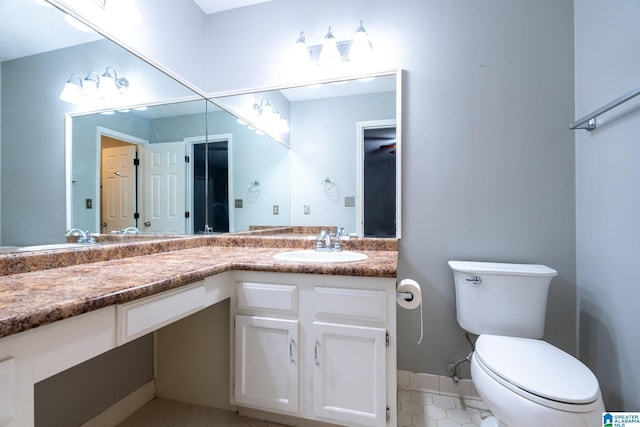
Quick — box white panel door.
[235,315,299,414]
[142,142,186,234]
[101,145,136,233]
[313,322,387,427]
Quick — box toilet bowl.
[448,261,605,427]
[472,334,604,427]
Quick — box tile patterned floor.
[117,391,490,427]
[397,389,490,427]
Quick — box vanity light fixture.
[294,20,374,67]
[60,67,130,104]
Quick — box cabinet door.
[235,315,299,413]
[313,322,387,427]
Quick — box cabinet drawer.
[236,282,298,315]
[117,282,205,345]
[314,287,387,322]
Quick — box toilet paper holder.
[396,291,414,301]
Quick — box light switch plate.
[235,199,243,208]
[344,196,355,207]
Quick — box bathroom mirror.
[69,98,291,235]
[213,70,402,238]
[0,0,208,247]
[1,0,401,248]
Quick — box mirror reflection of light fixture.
[60,67,129,104]
[82,71,100,97]
[294,20,374,68]
[59,74,83,103]
[253,97,290,134]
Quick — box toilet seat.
[474,335,601,412]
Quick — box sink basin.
[273,250,368,263]
[16,243,94,252]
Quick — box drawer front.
[314,287,387,323]
[117,282,205,345]
[236,282,298,315]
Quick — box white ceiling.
[191,0,272,14]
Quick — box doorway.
[100,136,139,233]
[357,120,397,237]
[192,139,230,234]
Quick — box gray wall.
[204,0,577,378]
[575,0,640,411]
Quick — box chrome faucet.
[121,226,139,235]
[316,229,330,251]
[65,228,96,244]
[316,228,345,252]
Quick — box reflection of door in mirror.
[100,137,138,233]
[359,121,397,238]
[142,142,187,234]
[192,140,229,234]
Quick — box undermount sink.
[273,250,368,263]
[16,243,94,252]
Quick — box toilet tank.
[448,261,557,339]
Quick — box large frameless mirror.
[1,0,401,251]
[213,70,402,238]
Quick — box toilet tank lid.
[475,335,600,404]
[448,261,557,277]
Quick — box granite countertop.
[0,231,397,339]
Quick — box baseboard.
[397,369,481,400]
[80,380,155,427]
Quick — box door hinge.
[386,407,390,422]
[185,211,190,219]
[185,155,190,163]
[134,212,140,219]
[385,332,390,347]
[133,158,140,166]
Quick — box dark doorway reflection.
[364,126,396,237]
[193,140,229,233]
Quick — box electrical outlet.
[344,196,355,207]
[85,199,93,209]
[304,205,311,215]
[273,205,279,215]
[235,199,243,208]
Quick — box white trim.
[79,380,155,427]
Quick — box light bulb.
[319,27,341,66]
[349,20,373,63]
[292,31,311,67]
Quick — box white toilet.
[448,260,604,427]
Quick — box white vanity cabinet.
[233,281,300,413]
[230,271,397,427]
